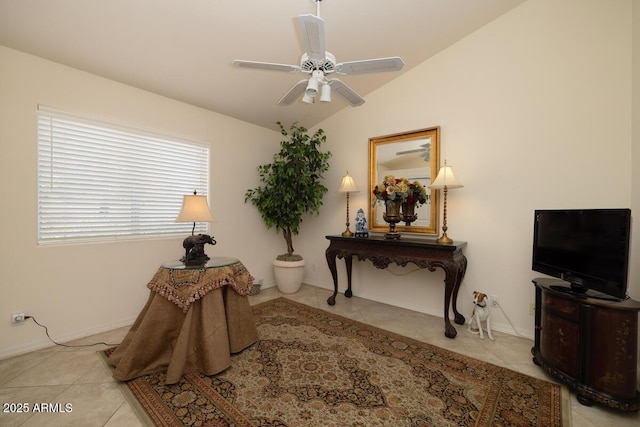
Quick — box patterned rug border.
[103,296,570,426]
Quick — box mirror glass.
[368,127,440,235]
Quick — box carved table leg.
[326,248,338,306]
[451,256,467,325]
[443,276,457,339]
[344,255,353,298]
[441,261,461,339]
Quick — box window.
[37,106,210,244]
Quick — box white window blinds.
[37,106,210,244]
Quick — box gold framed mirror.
[368,127,440,236]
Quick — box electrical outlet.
[490,295,499,307]
[11,311,25,324]
[529,303,536,315]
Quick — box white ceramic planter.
[272,259,306,294]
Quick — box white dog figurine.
[467,291,494,340]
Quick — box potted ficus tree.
[245,122,331,293]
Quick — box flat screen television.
[532,208,631,300]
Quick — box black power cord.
[26,315,120,348]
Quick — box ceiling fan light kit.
[305,70,323,97]
[232,0,404,106]
[302,94,314,104]
[320,83,331,102]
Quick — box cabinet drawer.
[542,291,580,322]
[540,308,580,377]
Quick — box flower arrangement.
[373,175,429,207]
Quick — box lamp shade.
[430,162,463,189]
[176,194,215,222]
[337,172,359,193]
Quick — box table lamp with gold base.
[429,161,463,244]
[176,190,217,266]
[337,171,359,237]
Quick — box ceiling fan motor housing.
[300,52,336,74]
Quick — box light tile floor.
[1,284,639,426]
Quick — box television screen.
[532,209,631,300]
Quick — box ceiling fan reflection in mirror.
[231,0,404,106]
[397,141,431,162]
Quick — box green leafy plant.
[245,122,331,261]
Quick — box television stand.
[532,278,640,411]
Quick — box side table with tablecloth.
[108,257,259,384]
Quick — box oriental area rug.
[105,297,564,427]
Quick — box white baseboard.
[0,316,137,360]
[305,281,535,340]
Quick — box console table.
[108,257,259,384]
[325,235,467,338]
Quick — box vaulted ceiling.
[0,0,525,131]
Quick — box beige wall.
[298,0,636,338]
[0,46,282,357]
[633,0,640,299]
[1,0,637,357]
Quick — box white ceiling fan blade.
[231,60,301,73]
[335,57,404,75]
[396,148,426,155]
[298,14,325,62]
[327,79,365,107]
[277,80,308,105]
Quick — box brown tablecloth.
[108,262,259,384]
[146,260,254,312]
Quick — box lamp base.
[181,252,210,267]
[436,233,453,244]
[181,234,216,266]
[342,227,354,237]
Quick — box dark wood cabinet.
[532,278,640,411]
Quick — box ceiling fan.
[231,0,404,106]
[397,142,431,162]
